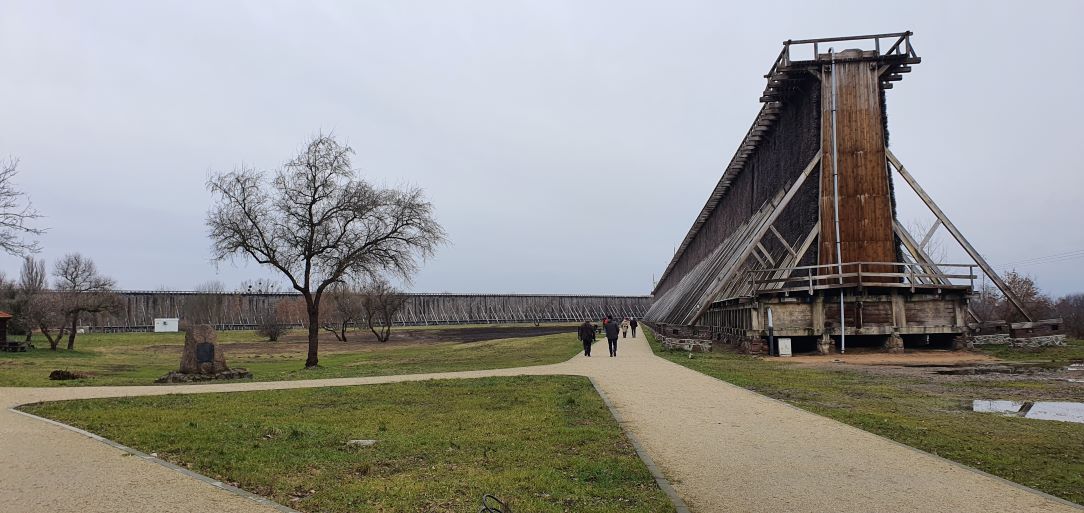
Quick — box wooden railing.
[765,31,916,78]
[747,261,977,295]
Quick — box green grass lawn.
[20,376,675,513]
[644,327,1084,505]
[976,336,1084,362]
[0,329,581,387]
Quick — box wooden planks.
[819,51,897,280]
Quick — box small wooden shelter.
[0,311,29,352]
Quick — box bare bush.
[361,279,407,342]
[207,134,445,367]
[320,283,364,342]
[254,299,291,342]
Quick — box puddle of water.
[972,400,1025,414]
[1025,402,1084,423]
[972,400,1084,424]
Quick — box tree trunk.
[67,312,79,350]
[380,323,391,342]
[42,324,62,350]
[305,300,320,368]
[339,321,348,342]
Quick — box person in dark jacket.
[577,320,596,356]
[630,318,639,338]
[603,315,620,356]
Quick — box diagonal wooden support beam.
[895,221,983,322]
[887,150,1032,321]
[919,219,941,251]
[756,242,776,266]
[767,222,820,289]
[770,225,798,256]
[687,153,822,324]
[894,221,946,285]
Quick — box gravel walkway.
[2,330,1079,512]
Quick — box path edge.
[8,405,304,513]
[588,376,692,513]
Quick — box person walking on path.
[577,320,596,357]
[620,318,630,338]
[630,318,638,338]
[604,315,620,357]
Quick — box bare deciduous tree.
[206,134,445,367]
[53,253,119,350]
[972,271,1056,323]
[997,271,1054,322]
[1054,293,1084,338]
[320,283,364,342]
[361,279,408,342]
[0,158,45,256]
[13,256,47,341]
[27,293,68,350]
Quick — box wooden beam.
[767,222,820,289]
[770,225,797,256]
[887,149,1032,321]
[919,219,941,250]
[756,242,776,266]
[894,221,947,286]
[895,221,981,321]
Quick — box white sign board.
[777,337,792,357]
[154,318,179,333]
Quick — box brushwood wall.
[654,81,822,298]
[82,291,653,331]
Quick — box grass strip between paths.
[20,375,676,513]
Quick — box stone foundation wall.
[658,336,713,353]
[1009,334,1066,348]
[972,333,1065,347]
[972,334,1011,345]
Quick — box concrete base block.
[817,334,833,355]
[884,334,904,354]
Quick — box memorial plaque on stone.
[156,324,251,383]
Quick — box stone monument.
[156,324,252,383]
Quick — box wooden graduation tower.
[645,32,1035,354]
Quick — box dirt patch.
[784,348,1084,401]
[143,325,575,357]
[788,349,998,367]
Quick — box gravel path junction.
[2,329,1080,512]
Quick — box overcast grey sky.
[2,1,1082,296]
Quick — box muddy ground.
[787,348,1084,401]
[144,324,576,357]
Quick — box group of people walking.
[577,316,638,357]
